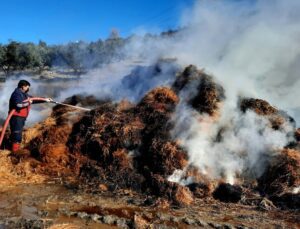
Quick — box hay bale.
[24,105,81,176]
[68,102,144,163]
[258,149,300,196]
[137,87,179,116]
[240,98,295,131]
[213,183,242,203]
[144,139,188,175]
[172,65,225,116]
[135,88,184,178]
[240,98,278,115]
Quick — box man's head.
[18,80,31,93]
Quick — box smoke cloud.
[119,0,300,182]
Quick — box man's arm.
[28,95,53,104]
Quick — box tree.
[37,40,51,71]
[4,41,20,73]
[0,45,6,72]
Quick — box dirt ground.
[0,150,299,229]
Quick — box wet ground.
[0,176,299,228]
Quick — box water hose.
[0,109,15,149]
[51,101,91,111]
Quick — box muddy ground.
[0,152,299,229]
[0,131,299,229]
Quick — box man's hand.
[45,98,53,103]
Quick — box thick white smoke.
[172,0,299,182]
[119,0,300,182]
[171,102,294,184]
[123,0,300,120]
[175,0,300,119]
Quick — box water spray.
[51,101,91,111]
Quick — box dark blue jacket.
[9,88,31,117]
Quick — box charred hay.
[148,174,194,206]
[65,87,190,196]
[240,98,278,116]
[258,149,300,196]
[68,102,144,163]
[188,182,212,199]
[212,183,243,203]
[172,65,225,116]
[25,95,95,175]
[240,98,296,130]
[26,115,75,175]
[135,87,188,177]
[258,149,300,209]
[141,139,188,175]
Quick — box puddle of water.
[0,182,129,228]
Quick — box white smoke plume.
[171,101,294,184]
[122,0,300,120]
[116,0,300,182]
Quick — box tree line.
[0,29,178,76]
[0,35,126,75]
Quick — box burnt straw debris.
[258,149,300,209]
[212,183,243,203]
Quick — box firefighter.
[9,79,53,152]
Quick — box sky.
[0,0,195,44]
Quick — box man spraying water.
[8,80,53,152]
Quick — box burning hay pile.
[14,64,300,209]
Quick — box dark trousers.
[10,116,26,143]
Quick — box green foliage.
[0,45,6,70]
[0,30,162,75]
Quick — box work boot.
[10,143,31,164]
[11,142,20,153]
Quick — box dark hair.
[17,80,31,88]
